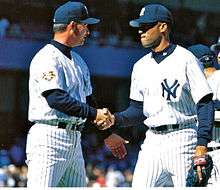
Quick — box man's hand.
[194,145,208,183]
[186,145,213,187]
[104,133,129,159]
[94,108,115,130]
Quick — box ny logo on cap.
[140,7,145,16]
[161,79,180,100]
[84,6,88,15]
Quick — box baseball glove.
[186,154,213,187]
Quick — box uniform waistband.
[34,119,85,132]
[57,121,84,132]
[207,146,220,152]
[150,123,194,134]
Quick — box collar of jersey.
[50,40,72,60]
[151,43,176,64]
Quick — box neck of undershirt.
[50,40,72,60]
[152,43,176,63]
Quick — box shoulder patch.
[42,71,56,81]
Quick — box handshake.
[94,108,115,130]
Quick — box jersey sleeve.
[215,72,220,101]
[129,63,144,101]
[186,55,212,104]
[31,55,65,94]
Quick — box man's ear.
[68,21,76,32]
[159,22,168,33]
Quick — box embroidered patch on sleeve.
[42,71,56,81]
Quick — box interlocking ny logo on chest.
[161,79,180,100]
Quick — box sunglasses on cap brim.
[138,22,158,33]
[199,55,214,63]
[199,55,214,68]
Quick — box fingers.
[197,165,203,183]
[94,108,115,130]
[124,140,129,144]
[104,134,128,159]
[111,144,127,159]
[96,119,113,130]
[102,108,110,115]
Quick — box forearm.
[196,94,214,146]
[42,89,97,120]
[114,99,146,128]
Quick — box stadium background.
[0,0,219,187]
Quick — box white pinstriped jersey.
[28,44,92,123]
[130,45,212,127]
[207,70,220,102]
[206,70,220,187]
[207,70,220,143]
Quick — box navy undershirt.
[114,100,146,127]
[50,40,72,59]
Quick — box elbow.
[46,95,60,109]
[47,98,57,109]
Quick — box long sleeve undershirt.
[196,94,214,146]
[114,99,146,127]
[42,89,97,120]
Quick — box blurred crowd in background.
[0,0,220,187]
[0,0,219,47]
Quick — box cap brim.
[81,18,100,25]
[129,17,156,27]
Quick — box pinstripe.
[205,71,220,186]
[132,127,197,187]
[213,127,220,141]
[26,124,86,187]
[129,33,211,187]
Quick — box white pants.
[207,126,220,187]
[132,127,197,187]
[26,123,86,187]
[207,149,220,187]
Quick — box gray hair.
[53,23,68,33]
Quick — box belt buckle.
[167,124,173,132]
[66,123,73,130]
[151,127,163,134]
[71,123,83,131]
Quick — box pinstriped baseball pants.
[26,123,86,187]
[132,127,197,187]
[207,126,220,186]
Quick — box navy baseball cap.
[188,44,218,69]
[129,4,173,27]
[53,1,100,24]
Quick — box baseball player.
[97,4,214,187]
[188,44,220,186]
[26,1,127,187]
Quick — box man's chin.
[75,41,85,47]
[142,42,154,48]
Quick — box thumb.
[102,108,109,114]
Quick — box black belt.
[207,146,220,152]
[58,122,83,132]
[151,124,180,132]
